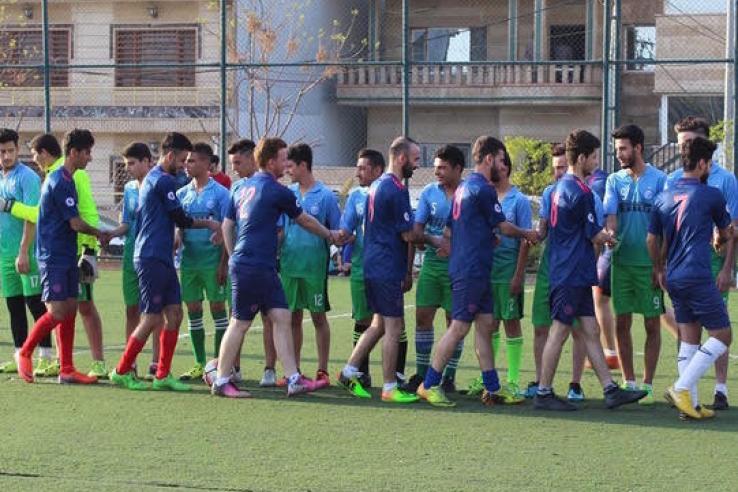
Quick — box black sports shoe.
[533,391,577,411]
[358,373,372,389]
[711,391,729,410]
[403,374,424,393]
[604,387,647,409]
[441,378,457,394]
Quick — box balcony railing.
[0,87,220,107]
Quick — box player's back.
[37,166,77,265]
[134,165,178,265]
[340,186,368,275]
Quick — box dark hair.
[472,135,505,165]
[565,129,600,166]
[357,148,385,171]
[210,154,220,166]
[612,124,645,152]
[63,129,94,155]
[191,142,214,160]
[287,143,313,171]
[502,150,512,177]
[674,116,710,138]
[161,132,193,154]
[681,137,716,172]
[30,134,62,158]
[255,137,287,168]
[551,143,565,157]
[228,139,256,155]
[389,136,418,161]
[434,145,465,170]
[122,142,152,161]
[0,128,19,146]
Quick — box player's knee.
[209,302,226,315]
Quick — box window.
[411,27,487,62]
[114,27,197,87]
[0,28,71,87]
[665,0,725,14]
[626,26,656,72]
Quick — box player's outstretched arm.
[69,216,108,245]
[646,232,666,290]
[107,223,129,238]
[498,221,539,244]
[222,217,236,257]
[716,225,735,292]
[295,212,335,243]
[1,199,39,224]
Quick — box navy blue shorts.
[668,280,730,330]
[231,266,287,321]
[596,247,612,297]
[550,285,595,326]
[40,264,79,302]
[364,278,404,318]
[135,259,181,314]
[451,276,493,322]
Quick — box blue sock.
[423,366,443,389]
[482,369,500,393]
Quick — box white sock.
[342,364,359,378]
[676,343,699,406]
[624,380,637,389]
[215,376,230,387]
[38,347,51,359]
[383,381,397,392]
[675,338,728,393]
[604,348,617,357]
[715,383,728,396]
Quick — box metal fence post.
[733,0,738,176]
[42,0,51,133]
[402,0,409,137]
[601,0,612,172]
[219,0,228,166]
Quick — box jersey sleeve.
[481,185,505,229]
[647,197,663,236]
[218,187,230,221]
[414,187,430,225]
[157,175,183,213]
[721,173,738,221]
[20,170,41,206]
[582,192,601,239]
[593,193,605,225]
[603,174,619,216]
[121,186,133,225]
[325,191,341,229]
[395,188,413,233]
[278,185,302,219]
[56,179,80,222]
[711,192,732,230]
[517,195,533,229]
[340,192,358,233]
[225,190,238,221]
[73,170,100,251]
[540,187,552,219]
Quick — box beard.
[700,172,708,184]
[402,163,414,179]
[490,168,501,183]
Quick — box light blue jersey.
[491,186,532,281]
[340,186,368,279]
[280,181,341,278]
[604,164,666,266]
[415,182,454,265]
[120,180,140,269]
[665,162,738,221]
[0,163,40,257]
[176,178,230,269]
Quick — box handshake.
[327,229,353,246]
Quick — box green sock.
[492,331,501,361]
[212,310,228,357]
[188,311,206,365]
[505,336,523,386]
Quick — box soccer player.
[16,129,109,384]
[648,137,734,420]
[175,143,231,381]
[110,132,223,391]
[338,136,421,404]
[533,129,647,411]
[107,143,160,379]
[405,145,464,394]
[416,136,538,407]
[278,143,341,386]
[603,124,666,404]
[214,137,342,398]
[339,148,385,388]
[210,154,232,189]
[0,129,54,376]
[663,116,738,411]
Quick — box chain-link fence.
[0,0,735,209]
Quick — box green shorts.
[492,282,524,321]
[415,260,452,312]
[611,262,664,317]
[181,268,229,304]
[531,269,551,328]
[0,255,41,298]
[711,252,730,303]
[122,266,139,306]
[351,276,373,321]
[281,274,329,313]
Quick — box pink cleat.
[211,381,252,399]
[287,375,319,397]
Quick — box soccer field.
[1,269,737,491]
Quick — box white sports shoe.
[231,369,244,383]
[260,368,277,387]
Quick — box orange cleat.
[17,353,34,383]
[314,370,330,389]
[59,370,98,385]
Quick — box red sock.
[20,312,59,358]
[58,314,77,374]
[156,329,179,379]
[116,336,146,375]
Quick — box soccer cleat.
[711,391,729,411]
[417,383,455,407]
[314,370,330,389]
[604,386,647,409]
[665,386,700,418]
[441,378,457,394]
[179,363,204,381]
[567,382,585,402]
[533,392,577,411]
[403,374,424,393]
[144,363,157,381]
[482,385,525,406]
[697,405,715,419]
[0,359,18,373]
[260,368,277,387]
[203,359,218,386]
[522,381,539,399]
[231,369,244,383]
[381,387,419,404]
[59,370,98,385]
[110,369,148,391]
[337,372,371,398]
[87,360,109,379]
[17,353,34,383]
[638,384,655,405]
[287,375,318,397]
[358,372,372,389]
[507,382,521,398]
[212,381,251,398]
[465,375,485,396]
[34,358,57,377]
[152,374,192,392]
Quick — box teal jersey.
[604,164,666,266]
[340,186,368,279]
[280,181,341,278]
[176,178,230,269]
[415,182,453,265]
[0,163,40,257]
[491,186,532,282]
[120,180,140,269]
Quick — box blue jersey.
[280,181,341,278]
[340,186,368,279]
[665,163,738,221]
[177,178,230,269]
[492,186,532,281]
[447,172,506,280]
[0,163,41,257]
[37,166,79,266]
[134,165,183,266]
[586,168,608,202]
[415,182,454,265]
[540,184,554,220]
[649,178,731,284]
[604,164,666,266]
[549,173,602,287]
[227,172,302,271]
[363,173,414,281]
[120,180,140,269]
